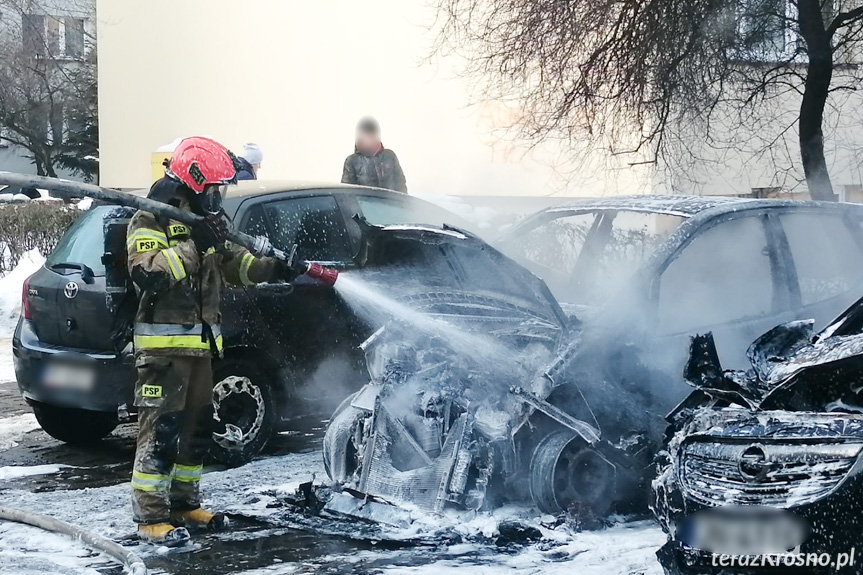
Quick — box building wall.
[96,0,650,196]
[0,0,95,181]
[652,77,863,199]
[97,1,863,200]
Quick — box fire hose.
[0,173,338,285]
[0,505,147,575]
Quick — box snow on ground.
[0,338,14,383]
[0,451,326,572]
[0,444,667,574]
[0,522,113,575]
[0,464,70,481]
[224,519,665,575]
[0,249,44,337]
[0,413,39,450]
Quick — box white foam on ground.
[0,413,39,450]
[0,522,112,575]
[0,448,666,574]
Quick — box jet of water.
[334,272,524,371]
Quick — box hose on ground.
[0,505,147,575]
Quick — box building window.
[22,14,87,59]
[22,14,46,56]
[65,18,85,58]
[737,0,788,59]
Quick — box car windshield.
[503,209,685,306]
[45,207,106,276]
[356,195,473,232]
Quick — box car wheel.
[210,359,276,467]
[30,401,118,444]
[322,392,366,482]
[528,430,615,515]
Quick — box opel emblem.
[64,281,79,299]
[739,444,769,481]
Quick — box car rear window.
[46,208,106,276]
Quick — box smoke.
[495,202,863,441]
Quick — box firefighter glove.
[273,259,299,283]
[191,215,229,253]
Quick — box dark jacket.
[126,188,276,358]
[341,146,407,193]
[235,157,256,181]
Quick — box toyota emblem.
[64,281,79,299]
[738,444,769,482]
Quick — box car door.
[775,210,863,331]
[236,193,366,409]
[651,212,795,372]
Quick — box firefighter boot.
[171,508,228,531]
[138,523,190,546]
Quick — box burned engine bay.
[299,222,686,527]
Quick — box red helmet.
[166,136,237,193]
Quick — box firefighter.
[127,136,293,544]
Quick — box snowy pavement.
[0,402,668,575]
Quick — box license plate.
[43,363,95,392]
[678,506,810,555]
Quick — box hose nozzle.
[303,262,339,286]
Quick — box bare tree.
[433,0,863,200]
[0,0,98,181]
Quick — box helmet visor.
[199,184,225,216]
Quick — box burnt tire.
[322,392,365,482]
[209,359,276,467]
[529,430,615,515]
[30,402,117,444]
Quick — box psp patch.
[141,385,163,398]
[168,224,188,237]
[136,239,160,252]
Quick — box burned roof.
[544,195,757,217]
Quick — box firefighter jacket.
[126,206,276,357]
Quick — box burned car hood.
[355,222,568,329]
[676,296,863,417]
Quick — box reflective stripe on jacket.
[133,323,223,353]
[126,203,277,358]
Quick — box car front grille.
[681,441,861,507]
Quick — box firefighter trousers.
[131,354,213,525]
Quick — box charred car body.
[652,297,863,573]
[322,223,626,514]
[323,197,863,516]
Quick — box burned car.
[323,224,652,515]
[323,196,863,518]
[497,196,863,374]
[652,296,863,573]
